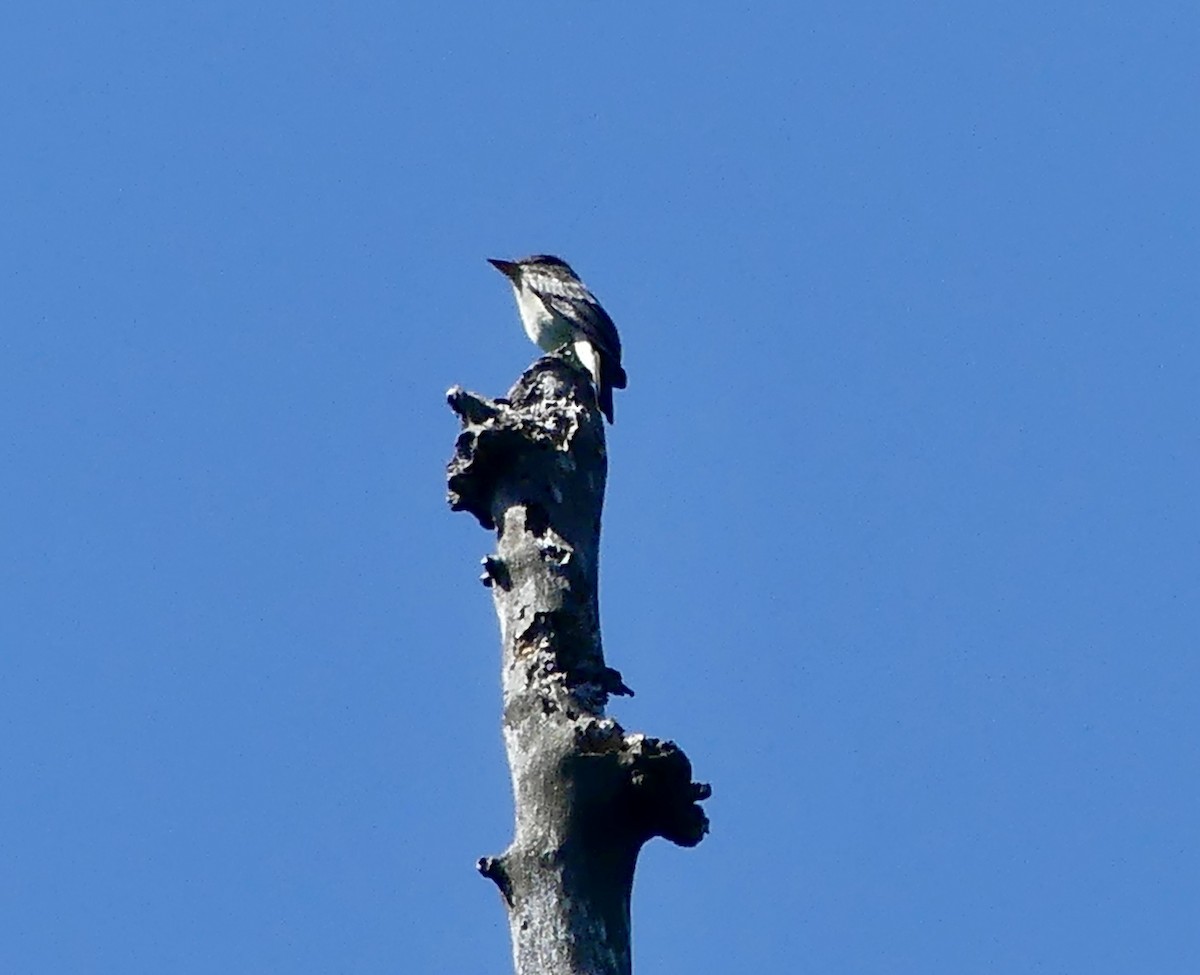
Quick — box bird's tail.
[599,356,625,423]
[597,379,615,424]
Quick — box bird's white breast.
[513,283,573,351]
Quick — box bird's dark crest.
[522,254,573,271]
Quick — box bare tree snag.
[446,355,711,975]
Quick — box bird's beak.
[487,258,519,279]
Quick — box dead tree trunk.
[446,356,710,975]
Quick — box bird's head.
[488,255,576,283]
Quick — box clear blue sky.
[3,2,1197,972]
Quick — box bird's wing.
[527,276,624,366]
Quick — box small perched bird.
[488,255,627,423]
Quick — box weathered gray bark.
[446,355,710,975]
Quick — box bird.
[487,255,627,423]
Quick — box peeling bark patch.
[514,610,558,658]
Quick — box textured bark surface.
[446,356,710,975]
